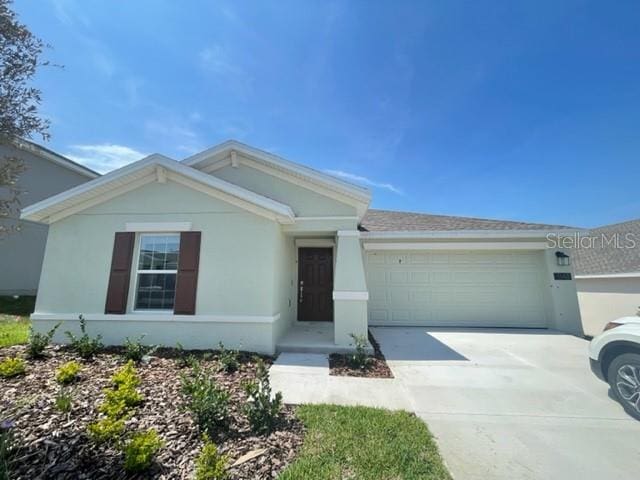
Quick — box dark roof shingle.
[572,219,640,276]
[359,209,575,232]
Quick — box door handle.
[299,281,304,303]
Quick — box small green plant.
[243,359,283,434]
[100,361,143,417]
[194,434,229,480]
[175,342,194,368]
[87,416,125,444]
[348,333,372,370]
[55,389,73,413]
[123,335,156,363]
[123,429,163,473]
[65,315,103,360]
[55,360,82,384]
[111,360,140,389]
[26,322,61,359]
[1,419,16,480]
[0,358,26,379]
[181,362,230,436]
[217,342,239,374]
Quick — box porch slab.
[276,321,372,354]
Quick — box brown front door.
[297,247,333,322]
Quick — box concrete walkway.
[269,352,410,410]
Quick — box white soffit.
[575,272,640,279]
[20,154,295,225]
[363,241,548,251]
[360,229,584,240]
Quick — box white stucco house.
[573,219,640,336]
[22,141,584,354]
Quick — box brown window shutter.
[174,231,201,315]
[105,232,135,314]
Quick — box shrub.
[55,389,72,413]
[123,429,163,473]
[348,333,372,370]
[100,361,143,418]
[175,342,195,368]
[65,315,103,360]
[194,435,228,480]
[111,360,140,389]
[217,342,239,374]
[1,419,16,480]
[243,359,283,434]
[87,416,125,444]
[89,362,143,444]
[26,322,61,359]
[123,335,156,363]
[181,362,230,436]
[0,358,26,379]
[55,360,82,385]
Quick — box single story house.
[22,140,583,354]
[573,219,640,336]
[0,139,98,295]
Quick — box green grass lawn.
[280,405,451,480]
[0,295,34,347]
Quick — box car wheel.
[607,353,640,421]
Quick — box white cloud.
[65,144,148,173]
[324,169,404,195]
[198,44,252,97]
[199,44,239,75]
[51,0,91,27]
[145,120,197,140]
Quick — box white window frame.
[132,232,180,313]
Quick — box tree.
[0,0,51,234]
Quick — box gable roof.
[572,218,640,276]
[10,138,99,179]
[20,154,295,225]
[183,140,371,216]
[360,209,576,233]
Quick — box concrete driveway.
[372,327,640,480]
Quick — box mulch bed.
[0,345,303,479]
[329,331,393,378]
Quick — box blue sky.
[15,0,640,227]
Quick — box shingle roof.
[572,219,640,276]
[359,209,575,232]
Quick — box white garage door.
[366,250,549,328]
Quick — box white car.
[589,316,640,420]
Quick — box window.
[134,234,180,310]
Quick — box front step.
[276,342,373,355]
[276,321,374,355]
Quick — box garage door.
[366,250,549,327]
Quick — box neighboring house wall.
[0,144,94,295]
[577,277,640,336]
[35,180,290,353]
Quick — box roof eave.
[360,229,587,240]
[20,154,295,225]
[182,140,372,204]
[11,138,100,179]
